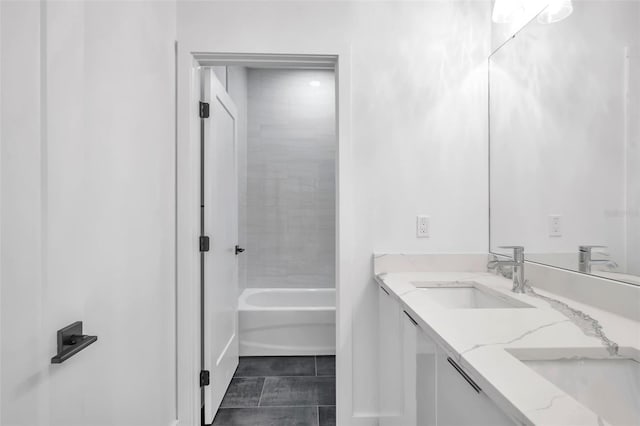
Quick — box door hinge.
[199,236,210,252]
[200,370,210,387]
[199,101,210,119]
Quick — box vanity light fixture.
[492,0,573,24]
[537,0,573,24]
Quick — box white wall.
[246,69,336,289]
[177,1,491,423]
[227,66,249,293]
[1,1,177,425]
[489,1,640,274]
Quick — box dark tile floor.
[212,356,336,426]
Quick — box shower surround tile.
[246,69,336,290]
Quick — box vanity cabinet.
[378,284,516,426]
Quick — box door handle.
[235,245,245,255]
[51,321,98,364]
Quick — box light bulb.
[537,0,573,24]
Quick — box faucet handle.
[579,245,610,260]
[579,245,607,254]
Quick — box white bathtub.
[238,288,336,356]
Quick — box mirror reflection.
[489,0,640,286]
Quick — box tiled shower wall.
[227,66,249,293]
[246,69,336,289]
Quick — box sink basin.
[412,282,532,309]
[512,350,640,425]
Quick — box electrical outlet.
[417,215,430,238]
[548,215,562,237]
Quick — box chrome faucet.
[578,245,618,273]
[488,246,526,293]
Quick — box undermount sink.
[412,281,532,309]
[511,349,640,425]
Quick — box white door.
[202,67,240,423]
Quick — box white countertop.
[374,271,640,426]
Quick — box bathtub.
[238,288,336,356]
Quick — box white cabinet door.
[378,286,404,420]
[415,328,438,426]
[392,310,419,426]
[378,288,419,426]
[436,350,515,426]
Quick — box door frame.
[176,50,353,426]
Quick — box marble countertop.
[374,271,640,426]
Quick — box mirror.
[489,1,640,286]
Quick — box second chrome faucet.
[578,245,618,273]
[488,246,526,293]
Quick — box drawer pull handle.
[403,310,418,326]
[447,357,481,393]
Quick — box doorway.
[185,54,341,426]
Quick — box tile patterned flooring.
[212,356,336,426]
